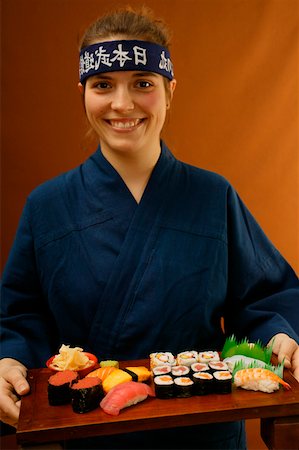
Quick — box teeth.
[109,119,141,128]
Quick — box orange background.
[1,0,298,448]
[1,0,298,273]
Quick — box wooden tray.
[17,359,299,445]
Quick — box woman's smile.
[105,117,145,131]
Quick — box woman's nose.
[111,87,134,112]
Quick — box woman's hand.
[0,358,29,428]
[268,333,299,381]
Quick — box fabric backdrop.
[2,0,298,273]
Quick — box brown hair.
[79,5,172,51]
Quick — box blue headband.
[79,40,174,83]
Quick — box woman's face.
[80,70,176,158]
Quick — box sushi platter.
[17,357,299,446]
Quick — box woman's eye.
[136,80,152,88]
[95,81,111,89]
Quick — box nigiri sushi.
[234,368,291,393]
[100,381,155,416]
[86,366,117,381]
[102,367,151,393]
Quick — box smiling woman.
[80,69,175,201]
[1,4,299,450]
[78,25,176,202]
[76,11,176,202]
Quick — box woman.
[1,6,298,449]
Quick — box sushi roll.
[150,352,176,368]
[192,372,214,395]
[190,362,210,374]
[152,365,172,377]
[171,365,190,378]
[198,351,220,363]
[71,377,103,413]
[154,375,175,399]
[48,370,78,406]
[174,377,194,398]
[213,371,232,394]
[176,351,198,366]
[208,361,229,373]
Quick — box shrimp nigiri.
[234,367,291,393]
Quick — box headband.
[79,40,174,83]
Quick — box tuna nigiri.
[234,367,291,393]
[100,381,155,415]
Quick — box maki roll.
[198,351,220,363]
[208,361,229,373]
[192,372,214,395]
[48,370,78,406]
[171,365,190,378]
[152,365,172,377]
[174,377,194,398]
[150,352,176,368]
[213,371,232,394]
[71,377,103,413]
[191,362,210,374]
[176,351,198,366]
[154,375,175,399]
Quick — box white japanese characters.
[79,41,174,81]
[158,51,173,76]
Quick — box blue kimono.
[1,142,298,448]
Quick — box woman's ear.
[78,82,84,95]
[166,79,177,109]
[170,78,176,98]
[169,79,177,101]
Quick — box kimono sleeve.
[224,186,299,345]
[0,200,58,368]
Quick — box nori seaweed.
[48,382,72,406]
[48,373,79,406]
[154,381,174,399]
[71,383,103,413]
[192,377,213,395]
[122,368,139,382]
[174,381,193,398]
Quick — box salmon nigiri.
[234,367,291,393]
[100,381,155,415]
[86,366,116,381]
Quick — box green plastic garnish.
[221,335,273,364]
